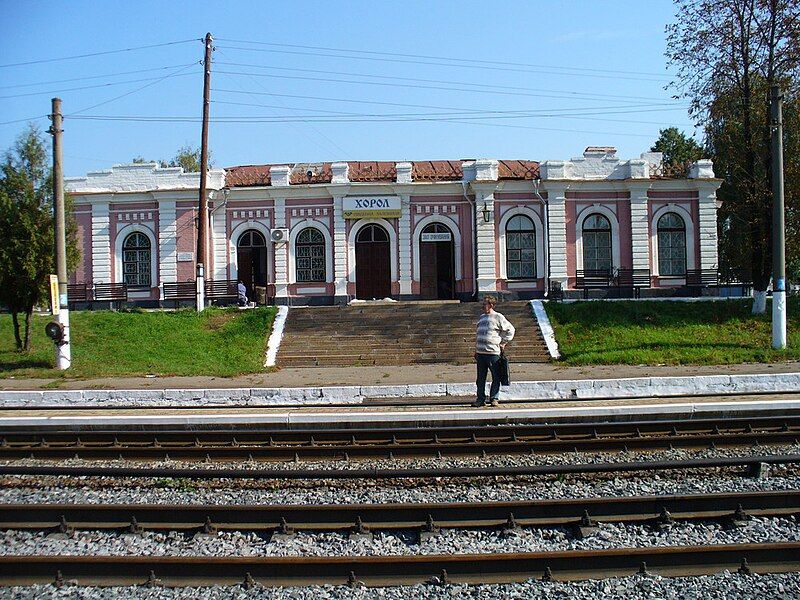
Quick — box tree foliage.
[650,127,704,176]
[0,124,79,351]
[666,0,800,292]
[131,145,211,173]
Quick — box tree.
[160,144,211,173]
[650,127,703,176]
[666,0,800,312]
[0,124,79,351]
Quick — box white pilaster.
[697,185,719,270]
[333,195,348,300]
[545,184,568,286]
[475,191,497,292]
[398,194,412,296]
[273,197,288,299]
[211,208,228,280]
[629,185,651,271]
[157,200,177,284]
[91,202,111,283]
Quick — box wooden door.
[355,224,391,299]
[420,242,438,299]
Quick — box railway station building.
[65,146,723,305]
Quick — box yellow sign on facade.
[342,196,402,219]
[49,274,59,315]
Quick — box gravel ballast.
[1,517,798,557]
[5,572,800,599]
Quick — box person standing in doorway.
[474,295,515,407]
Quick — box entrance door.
[236,230,267,297]
[419,222,455,300]
[355,224,391,299]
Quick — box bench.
[575,269,612,299]
[67,283,89,308]
[719,268,753,297]
[163,280,196,307]
[683,269,719,296]
[92,282,128,308]
[205,279,239,305]
[616,268,651,299]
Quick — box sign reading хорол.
[343,196,401,219]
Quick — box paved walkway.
[2,361,799,390]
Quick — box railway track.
[2,544,799,586]
[1,490,797,534]
[1,415,799,461]
[1,453,797,479]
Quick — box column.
[697,184,719,270]
[629,185,651,271]
[546,184,568,287]
[333,195,348,302]
[211,206,228,281]
[91,202,111,283]
[398,194,412,296]
[273,197,289,302]
[157,200,177,284]
[475,190,497,292]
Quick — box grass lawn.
[545,297,800,365]
[0,307,277,379]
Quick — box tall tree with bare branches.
[667,0,799,312]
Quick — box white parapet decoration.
[65,162,224,194]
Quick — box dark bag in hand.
[498,350,511,386]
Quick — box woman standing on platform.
[474,295,515,407]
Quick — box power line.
[67,63,200,116]
[0,64,200,91]
[214,69,687,105]
[0,39,199,68]
[214,61,682,105]
[210,99,694,128]
[0,114,48,126]
[0,68,199,99]
[215,38,673,81]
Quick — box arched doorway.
[419,222,455,300]
[355,223,391,299]
[236,229,267,298]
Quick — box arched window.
[657,212,687,276]
[122,232,151,287]
[357,224,389,242]
[505,215,536,279]
[238,229,266,249]
[295,227,326,282]
[582,213,612,271]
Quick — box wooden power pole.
[196,32,213,312]
[49,97,71,369]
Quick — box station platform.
[2,392,799,430]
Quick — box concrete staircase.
[278,301,551,367]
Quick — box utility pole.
[49,97,71,369]
[196,32,213,312]
[771,85,787,349]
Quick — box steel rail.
[1,416,799,461]
[1,454,798,480]
[1,490,798,533]
[1,543,798,586]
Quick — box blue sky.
[0,0,697,177]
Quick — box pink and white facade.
[65,147,722,305]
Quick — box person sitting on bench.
[237,281,248,306]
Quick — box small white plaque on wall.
[177,252,194,262]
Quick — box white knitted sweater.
[475,310,515,355]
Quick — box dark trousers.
[476,353,501,401]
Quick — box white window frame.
[498,206,545,280]
[575,205,621,272]
[650,204,696,278]
[289,220,333,284]
[114,223,157,291]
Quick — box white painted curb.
[264,306,288,367]
[0,372,798,409]
[530,299,560,359]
